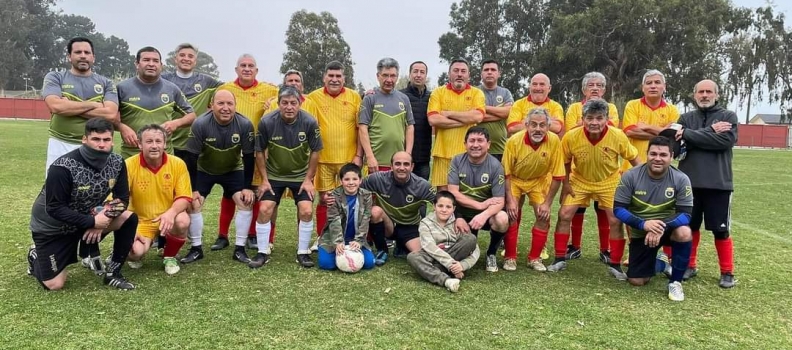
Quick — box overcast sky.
[59,0,790,117]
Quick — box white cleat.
[527,259,547,272]
[668,281,685,301]
[444,278,460,293]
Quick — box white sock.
[235,210,253,247]
[297,220,313,254]
[256,221,272,254]
[189,213,203,247]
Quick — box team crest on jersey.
[298,132,306,142]
[108,179,116,188]
[160,93,170,104]
[405,194,414,203]
[398,101,405,111]
[231,133,240,144]
[541,151,547,158]
[481,173,490,183]
[496,95,504,104]
[194,83,202,92]
[164,173,171,180]
[93,84,103,94]
[665,187,675,199]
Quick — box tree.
[52,14,135,81]
[0,0,58,91]
[394,74,411,91]
[163,49,220,79]
[280,10,355,92]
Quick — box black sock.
[487,230,505,256]
[78,241,101,259]
[106,213,137,276]
[370,222,388,253]
[157,235,166,248]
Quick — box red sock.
[663,246,672,258]
[570,213,584,248]
[714,237,734,274]
[689,230,701,268]
[247,201,260,237]
[595,208,610,252]
[269,221,276,243]
[504,221,520,260]
[554,232,570,258]
[218,197,236,238]
[609,238,626,264]
[163,233,186,258]
[316,204,328,237]
[528,227,548,260]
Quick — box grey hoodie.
[677,103,738,191]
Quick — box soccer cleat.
[683,268,698,281]
[444,278,460,293]
[599,250,611,265]
[608,264,627,281]
[163,257,180,275]
[310,238,319,252]
[668,281,685,301]
[393,245,407,259]
[503,258,517,271]
[540,247,550,260]
[156,248,164,258]
[248,253,271,269]
[127,260,143,269]
[485,254,498,272]
[719,273,736,288]
[527,259,547,272]
[27,246,36,276]
[546,260,568,272]
[565,245,582,260]
[656,252,670,276]
[103,273,135,290]
[180,246,204,264]
[375,251,388,266]
[296,254,315,268]
[232,247,251,264]
[210,236,230,251]
[246,236,258,250]
[82,256,106,276]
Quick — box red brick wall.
[736,124,789,148]
[0,98,51,120]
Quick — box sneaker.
[683,267,698,281]
[503,258,517,271]
[103,273,135,290]
[248,253,271,269]
[719,273,736,288]
[27,246,36,276]
[127,260,143,269]
[81,256,105,276]
[296,254,314,268]
[485,254,498,272]
[393,245,407,258]
[527,259,547,272]
[668,281,685,301]
[599,250,611,264]
[310,238,319,252]
[565,245,582,260]
[444,278,460,293]
[156,248,164,257]
[540,247,550,260]
[163,257,180,275]
[232,248,251,263]
[210,236,230,251]
[547,259,568,272]
[246,236,258,250]
[375,251,388,266]
[656,252,671,277]
[180,246,204,264]
[608,264,627,281]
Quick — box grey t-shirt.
[478,85,514,155]
[186,112,254,175]
[42,71,119,143]
[162,72,222,148]
[361,171,436,225]
[359,89,415,164]
[448,153,506,217]
[615,164,693,238]
[255,110,323,182]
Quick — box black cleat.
[565,245,582,260]
[683,267,698,281]
[248,253,271,268]
[296,254,314,268]
[719,273,736,288]
[599,250,611,264]
[246,236,258,250]
[27,246,36,276]
[104,273,135,290]
[211,236,230,251]
[233,247,251,263]
[180,246,204,264]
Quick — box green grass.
[1,119,791,349]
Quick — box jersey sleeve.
[564,104,578,132]
[186,119,204,154]
[622,101,639,132]
[241,120,255,155]
[502,139,515,176]
[507,101,524,129]
[447,156,461,186]
[608,104,620,126]
[669,105,680,124]
[307,117,323,152]
[102,78,119,105]
[614,170,634,205]
[255,118,269,152]
[358,94,374,125]
[675,171,693,207]
[41,72,62,98]
[173,88,194,117]
[427,89,441,117]
[550,140,566,180]
[503,89,515,105]
[473,90,486,116]
[618,131,639,161]
[561,133,573,164]
[491,162,506,197]
[174,160,193,200]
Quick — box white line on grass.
[731,220,792,244]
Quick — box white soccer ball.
[336,247,364,273]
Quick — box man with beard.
[478,60,514,162]
[506,74,564,136]
[675,79,738,288]
[401,61,432,180]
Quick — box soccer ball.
[336,247,364,273]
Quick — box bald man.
[507,73,565,136]
[179,89,257,264]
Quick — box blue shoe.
[375,251,388,266]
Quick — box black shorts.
[196,171,244,199]
[260,179,312,205]
[690,188,732,232]
[31,231,81,282]
[626,230,673,279]
[459,211,506,235]
[393,224,420,246]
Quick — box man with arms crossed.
[477,59,514,162]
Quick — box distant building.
[748,114,791,125]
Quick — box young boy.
[317,163,376,271]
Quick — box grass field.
[1,119,791,349]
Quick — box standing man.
[478,59,514,161]
[507,74,564,136]
[253,86,323,268]
[359,57,415,173]
[28,118,138,290]
[179,90,256,264]
[115,46,196,159]
[548,100,640,280]
[447,127,509,272]
[307,61,363,245]
[265,69,320,117]
[676,79,738,288]
[125,124,191,275]
[212,54,278,251]
[42,37,119,173]
[401,61,432,180]
[502,108,565,272]
[428,58,485,191]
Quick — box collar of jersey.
[140,153,168,174]
[583,125,609,145]
[523,132,548,150]
[527,95,550,105]
[445,83,471,94]
[640,96,667,111]
[235,78,259,91]
[323,86,347,97]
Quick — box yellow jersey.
[622,97,680,166]
[427,83,486,159]
[307,87,362,164]
[507,97,564,131]
[503,131,565,181]
[562,126,637,184]
[265,94,321,118]
[219,79,278,132]
[564,101,620,132]
[126,153,192,227]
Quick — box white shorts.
[45,138,81,177]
